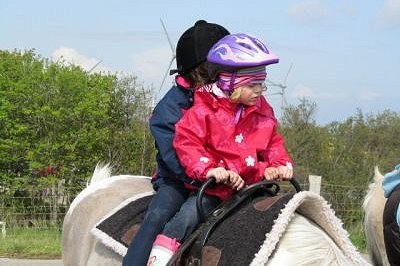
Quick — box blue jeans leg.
[122,178,189,266]
[162,193,221,243]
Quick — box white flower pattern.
[235,133,244,143]
[245,156,255,167]
[199,156,209,163]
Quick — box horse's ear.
[374,166,384,182]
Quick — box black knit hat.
[171,20,230,75]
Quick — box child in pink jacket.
[147,33,293,266]
[174,33,294,201]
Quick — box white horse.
[362,167,390,266]
[62,165,371,266]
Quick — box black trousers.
[383,186,400,266]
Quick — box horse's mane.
[87,163,112,186]
[69,164,150,216]
[362,166,389,266]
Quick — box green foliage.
[279,98,331,183]
[280,98,400,186]
[349,226,367,252]
[0,50,156,199]
[279,98,400,239]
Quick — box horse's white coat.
[362,167,390,266]
[251,191,370,266]
[269,214,352,265]
[62,171,153,266]
[68,176,149,215]
[63,165,371,266]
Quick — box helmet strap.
[229,72,237,91]
[234,105,244,124]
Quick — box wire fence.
[0,180,368,239]
[281,180,366,231]
[322,183,366,229]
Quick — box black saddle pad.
[92,192,154,255]
[91,189,294,264]
[91,189,370,266]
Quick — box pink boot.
[147,234,181,266]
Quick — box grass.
[0,227,61,259]
[349,226,367,252]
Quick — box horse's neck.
[268,213,355,266]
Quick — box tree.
[0,50,156,197]
[279,98,330,182]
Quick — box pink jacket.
[173,84,293,200]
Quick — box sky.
[1,0,400,125]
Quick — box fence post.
[309,175,322,195]
[0,221,5,239]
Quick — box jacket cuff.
[258,162,268,179]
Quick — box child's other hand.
[226,170,244,191]
[277,164,293,181]
[264,163,293,182]
[264,167,279,181]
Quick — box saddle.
[91,180,368,265]
[91,180,298,265]
[169,179,298,266]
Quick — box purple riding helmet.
[207,33,279,78]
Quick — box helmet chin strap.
[228,72,237,91]
[234,105,244,125]
[230,72,243,125]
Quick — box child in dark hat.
[122,20,230,266]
